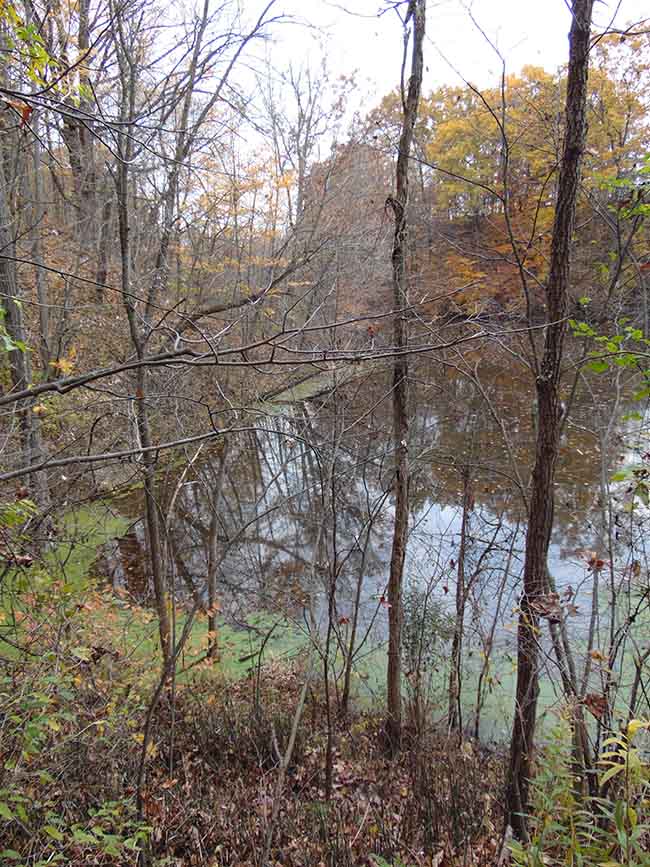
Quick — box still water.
[105,346,650,737]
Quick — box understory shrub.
[510,714,650,867]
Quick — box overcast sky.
[271,0,649,103]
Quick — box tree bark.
[448,466,472,736]
[0,161,32,455]
[207,439,230,655]
[506,0,595,839]
[59,0,97,249]
[384,0,425,755]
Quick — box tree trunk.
[207,439,230,655]
[384,0,425,755]
[96,196,113,296]
[27,114,51,375]
[448,466,472,736]
[114,29,171,666]
[60,0,97,249]
[0,153,51,518]
[506,0,595,839]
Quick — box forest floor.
[1,644,506,866]
[1,505,506,866]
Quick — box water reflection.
[108,345,650,736]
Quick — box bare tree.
[447,464,473,736]
[384,0,426,754]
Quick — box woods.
[2,0,650,864]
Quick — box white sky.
[273,0,649,102]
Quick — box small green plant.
[509,715,650,867]
[0,305,27,355]
[0,665,151,864]
[402,582,452,678]
[402,582,452,728]
[370,857,417,867]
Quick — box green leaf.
[0,851,22,860]
[0,803,16,821]
[43,825,64,841]
[71,828,95,844]
[600,763,625,786]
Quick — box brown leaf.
[584,692,608,720]
[19,104,33,127]
[588,554,605,572]
[531,592,562,623]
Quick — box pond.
[101,338,650,739]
